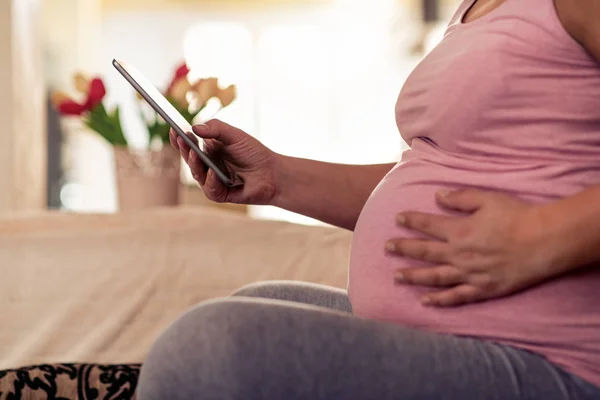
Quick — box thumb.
[192,119,245,145]
[436,189,490,212]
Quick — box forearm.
[271,154,395,230]
[538,185,600,274]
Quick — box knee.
[231,280,285,298]
[137,299,263,400]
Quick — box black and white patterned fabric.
[0,363,140,400]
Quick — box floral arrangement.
[51,62,237,149]
[141,62,237,146]
[51,73,127,146]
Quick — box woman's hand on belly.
[385,189,556,307]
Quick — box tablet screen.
[113,58,244,187]
[113,59,194,138]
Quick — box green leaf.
[85,103,128,146]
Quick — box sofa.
[0,206,352,399]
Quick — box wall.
[43,0,103,87]
[0,0,47,214]
[0,2,13,213]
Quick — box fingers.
[177,133,199,162]
[186,145,227,202]
[173,130,206,186]
[189,151,207,185]
[396,212,456,240]
[171,125,229,202]
[420,284,483,307]
[386,239,452,264]
[436,189,503,213]
[395,266,464,287]
[176,136,191,161]
[169,129,178,150]
[192,119,245,145]
[188,151,227,202]
[202,168,228,203]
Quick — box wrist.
[531,200,586,277]
[521,205,566,278]
[269,153,295,208]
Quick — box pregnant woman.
[138,0,600,399]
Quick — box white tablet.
[113,59,242,187]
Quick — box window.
[179,1,421,224]
[61,0,428,222]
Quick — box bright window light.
[255,25,332,160]
[183,23,252,87]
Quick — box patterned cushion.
[0,364,140,400]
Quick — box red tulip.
[174,63,190,80]
[52,74,107,116]
[85,78,107,109]
[52,92,88,116]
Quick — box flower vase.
[114,146,180,211]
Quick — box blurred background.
[1,0,460,224]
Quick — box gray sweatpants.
[138,281,600,400]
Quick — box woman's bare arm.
[272,156,395,231]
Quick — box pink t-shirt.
[349,0,600,387]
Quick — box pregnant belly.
[348,169,455,326]
[348,157,600,352]
[347,145,600,385]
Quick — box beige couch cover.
[0,207,352,369]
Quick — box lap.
[138,292,596,400]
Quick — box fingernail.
[396,214,406,225]
[385,241,396,252]
[421,296,433,306]
[193,124,209,131]
[437,190,451,197]
[394,271,405,282]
